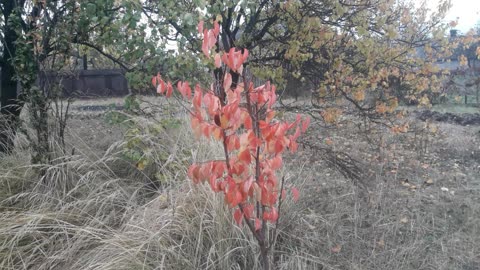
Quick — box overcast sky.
[428,0,480,33]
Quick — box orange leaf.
[266,110,275,123]
[212,127,223,140]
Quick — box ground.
[0,96,478,270]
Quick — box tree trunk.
[0,1,22,153]
[260,244,270,270]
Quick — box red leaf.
[224,72,232,90]
[263,207,278,222]
[243,112,252,129]
[242,176,254,194]
[151,73,158,86]
[226,134,240,151]
[292,187,300,202]
[233,208,243,225]
[214,53,222,68]
[166,81,173,97]
[207,29,216,48]
[177,81,192,99]
[255,218,262,231]
[156,80,166,94]
[213,20,220,37]
[209,175,220,192]
[187,164,200,184]
[274,140,285,155]
[289,140,298,153]
[238,149,251,164]
[244,204,254,219]
[270,207,278,221]
[270,156,282,170]
[193,84,202,111]
[202,30,210,57]
[212,161,226,178]
[302,117,310,133]
[222,48,248,73]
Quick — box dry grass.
[0,97,478,269]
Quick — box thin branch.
[269,175,286,249]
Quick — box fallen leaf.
[325,138,334,145]
[400,217,409,224]
[425,179,434,185]
[401,180,411,188]
[376,239,385,249]
[331,244,342,253]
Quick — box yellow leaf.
[376,102,387,114]
[137,160,146,171]
[353,90,365,101]
[459,54,468,66]
[322,108,342,124]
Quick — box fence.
[40,69,129,97]
[1,69,129,99]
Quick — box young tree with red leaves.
[153,19,309,270]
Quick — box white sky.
[428,0,480,33]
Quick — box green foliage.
[124,95,141,112]
[120,115,185,187]
[152,0,456,125]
